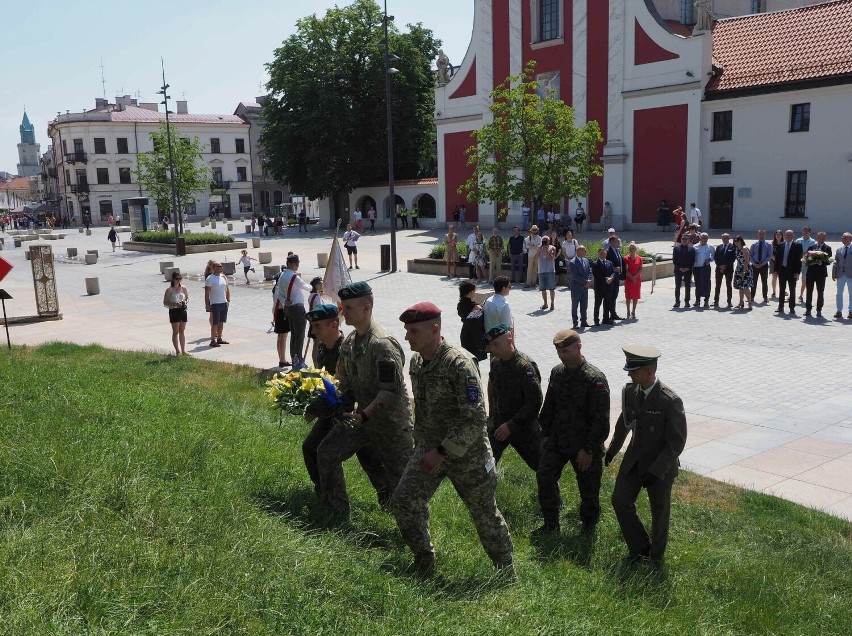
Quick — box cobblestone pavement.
[3,222,851,521]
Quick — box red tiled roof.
[109,106,245,124]
[707,0,852,94]
[374,178,438,187]
[2,176,36,192]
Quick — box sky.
[0,0,475,173]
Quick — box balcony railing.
[64,152,87,164]
[70,183,90,193]
[210,180,231,191]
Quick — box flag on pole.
[323,233,351,303]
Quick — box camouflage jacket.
[487,349,542,438]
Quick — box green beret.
[482,323,510,344]
[622,344,661,371]
[399,302,442,324]
[306,303,339,322]
[338,281,372,300]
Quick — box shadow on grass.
[607,559,673,607]
[529,510,597,568]
[254,487,400,552]
[378,556,516,599]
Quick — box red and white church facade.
[436,0,852,232]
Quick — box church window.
[538,0,560,42]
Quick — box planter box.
[67,248,78,257]
[222,262,236,276]
[123,240,248,255]
[85,278,100,295]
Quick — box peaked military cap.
[306,303,339,322]
[622,344,661,371]
[553,329,580,349]
[482,323,510,344]
[399,301,441,324]
[338,281,372,300]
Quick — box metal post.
[159,60,184,256]
[0,290,12,349]
[383,0,398,272]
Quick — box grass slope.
[0,344,849,635]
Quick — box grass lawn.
[1,344,849,635]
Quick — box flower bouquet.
[265,367,342,422]
[804,250,832,267]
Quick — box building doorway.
[708,187,734,229]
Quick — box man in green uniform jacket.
[605,345,687,564]
[391,302,515,577]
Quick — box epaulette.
[660,383,678,399]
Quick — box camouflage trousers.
[391,445,514,566]
[303,417,389,503]
[537,446,603,526]
[317,420,413,514]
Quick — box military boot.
[531,522,560,537]
[412,552,436,575]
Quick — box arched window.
[273,191,283,206]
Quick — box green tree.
[135,122,210,219]
[459,61,603,221]
[262,0,440,224]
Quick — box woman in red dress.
[623,241,643,319]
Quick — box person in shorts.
[238,249,257,285]
[204,262,230,347]
[343,223,361,269]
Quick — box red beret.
[399,301,442,324]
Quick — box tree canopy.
[459,61,603,219]
[134,122,210,218]
[262,0,440,204]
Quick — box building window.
[117,137,129,154]
[65,169,71,186]
[62,140,68,154]
[237,166,247,182]
[99,200,113,221]
[96,168,110,184]
[212,167,223,185]
[119,167,132,184]
[239,194,253,212]
[538,0,560,42]
[94,138,107,154]
[210,138,220,153]
[790,103,810,132]
[273,190,283,206]
[235,138,245,153]
[785,171,807,217]
[713,161,732,175]
[712,111,732,141]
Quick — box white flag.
[323,235,351,303]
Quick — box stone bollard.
[84,253,97,265]
[258,251,272,264]
[159,261,174,274]
[26,250,31,260]
[222,262,236,276]
[85,229,92,236]
[78,227,84,233]
[211,221,217,229]
[87,249,99,258]
[85,277,100,295]
[263,264,281,280]
[245,225,252,233]
[67,248,78,257]
[227,223,233,231]
[163,266,180,281]
[252,237,260,248]
[14,239,22,247]
[317,253,329,268]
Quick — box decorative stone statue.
[436,50,451,86]
[694,0,713,32]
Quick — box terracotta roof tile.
[707,0,852,94]
[109,106,245,124]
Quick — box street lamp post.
[157,59,184,256]
[383,0,399,272]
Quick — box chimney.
[176,100,188,114]
[139,103,159,112]
[95,98,109,109]
[115,95,132,111]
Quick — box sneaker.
[210,340,220,348]
[848,312,852,319]
[355,265,360,269]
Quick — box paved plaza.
[2,222,851,521]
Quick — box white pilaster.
[572,0,588,124]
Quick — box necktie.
[638,391,645,407]
[759,241,764,261]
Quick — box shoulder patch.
[466,375,480,403]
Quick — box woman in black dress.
[656,199,671,231]
[457,279,486,361]
[163,270,189,355]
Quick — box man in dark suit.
[568,245,593,329]
[591,247,616,325]
[605,345,687,564]
[672,234,696,308]
[606,236,625,320]
[775,229,804,314]
[712,233,736,308]
[805,231,832,318]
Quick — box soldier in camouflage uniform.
[483,324,542,470]
[605,345,687,564]
[535,329,610,536]
[391,302,515,575]
[316,282,414,517]
[302,304,389,503]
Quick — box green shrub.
[132,230,236,245]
